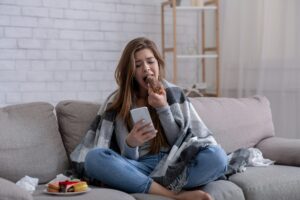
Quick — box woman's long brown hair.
[108,37,169,154]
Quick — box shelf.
[175,6,217,11]
[177,54,218,59]
[161,0,220,97]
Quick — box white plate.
[43,188,91,195]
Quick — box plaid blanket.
[70,80,217,191]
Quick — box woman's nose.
[143,63,150,72]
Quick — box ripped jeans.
[84,145,227,193]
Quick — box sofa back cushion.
[0,102,69,184]
[190,96,275,153]
[55,100,100,156]
[55,96,275,156]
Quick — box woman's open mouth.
[143,74,154,83]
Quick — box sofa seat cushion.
[33,185,136,200]
[0,102,69,184]
[190,96,275,153]
[132,193,173,200]
[132,180,245,200]
[229,165,300,200]
[55,100,100,156]
[200,180,245,200]
[0,178,33,200]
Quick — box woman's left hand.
[147,85,168,109]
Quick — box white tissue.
[248,148,275,166]
[16,175,39,194]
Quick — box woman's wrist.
[125,136,136,148]
[123,137,139,160]
[155,105,170,113]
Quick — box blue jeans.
[84,145,227,193]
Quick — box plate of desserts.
[44,180,90,195]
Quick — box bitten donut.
[146,76,164,94]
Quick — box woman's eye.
[135,63,141,68]
[147,61,154,65]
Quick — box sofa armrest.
[256,136,300,166]
[0,178,33,200]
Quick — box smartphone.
[130,107,152,125]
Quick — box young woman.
[75,37,227,200]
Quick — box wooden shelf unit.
[161,0,220,97]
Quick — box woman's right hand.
[126,120,157,148]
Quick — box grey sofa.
[1,96,300,200]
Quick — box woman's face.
[134,48,159,96]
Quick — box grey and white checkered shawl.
[70,80,217,191]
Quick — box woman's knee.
[195,145,227,172]
[84,148,119,179]
[85,148,115,169]
[205,145,227,172]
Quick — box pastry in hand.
[146,76,164,94]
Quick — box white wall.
[0,0,173,106]
[0,0,201,106]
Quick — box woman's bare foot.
[175,190,213,200]
[148,181,212,200]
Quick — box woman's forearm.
[156,105,180,145]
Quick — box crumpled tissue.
[16,175,39,194]
[247,148,275,166]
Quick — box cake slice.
[47,182,59,193]
[47,180,88,193]
[73,181,88,192]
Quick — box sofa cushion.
[55,100,100,156]
[256,137,300,166]
[132,180,245,200]
[0,178,33,200]
[0,102,69,184]
[200,180,245,200]
[229,165,300,200]
[190,96,275,153]
[33,186,136,200]
[132,193,173,200]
